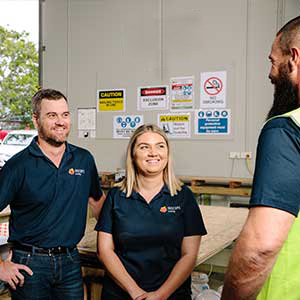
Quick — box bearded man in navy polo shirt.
[0,89,105,299]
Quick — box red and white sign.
[200,71,227,108]
[204,77,223,95]
[137,85,169,110]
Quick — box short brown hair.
[32,89,68,117]
[277,16,300,55]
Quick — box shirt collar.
[122,183,171,199]
[28,136,75,157]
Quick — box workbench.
[0,206,10,224]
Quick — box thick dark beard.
[38,125,67,147]
[267,64,299,119]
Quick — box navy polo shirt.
[0,137,102,248]
[250,117,300,216]
[95,185,207,298]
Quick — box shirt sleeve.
[0,163,16,211]
[183,186,207,236]
[94,188,114,233]
[250,126,300,216]
[89,156,103,200]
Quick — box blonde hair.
[116,124,182,197]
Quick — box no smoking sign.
[204,77,223,95]
[200,71,227,108]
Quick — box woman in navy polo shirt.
[96,124,207,300]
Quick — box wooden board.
[178,176,253,186]
[78,205,248,267]
[0,206,10,223]
[189,186,251,197]
[196,205,248,265]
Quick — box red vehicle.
[0,130,10,142]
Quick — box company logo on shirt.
[160,205,181,214]
[160,206,167,213]
[68,168,85,176]
[167,206,181,213]
[68,168,75,175]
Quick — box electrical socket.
[229,152,240,159]
[241,152,252,159]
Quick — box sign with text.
[137,85,168,110]
[200,71,227,108]
[158,113,191,138]
[97,89,126,112]
[195,109,230,135]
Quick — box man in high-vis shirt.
[222,16,300,300]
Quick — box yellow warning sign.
[97,89,125,111]
[159,115,189,122]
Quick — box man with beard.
[221,16,300,300]
[0,89,105,299]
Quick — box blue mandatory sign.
[117,117,123,123]
[213,111,220,117]
[198,111,205,118]
[221,110,228,117]
[121,121,127,128]
[130,121,136,128]
[125,117,131,123]
[206,111,212,117]
[135,116,141,123]
[197,118,228,134]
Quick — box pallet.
[178,176,252,197]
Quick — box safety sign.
[170,76,194,111]
[97,89,126,112]
[200,71,227,108]
[195,109,230,135]
[113,115,144,139]
[158,113,191,138]
[137,85,168,110]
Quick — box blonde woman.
[96,124,207,300]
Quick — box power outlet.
[241,152,252,159]
[229,152,240,159]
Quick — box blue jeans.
[10,247,83,300]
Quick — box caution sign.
[195,109,230,135]
[200,71,226,108]
[97,89,126,111]
[158,113,191,138]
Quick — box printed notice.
[200,71,227,108]
[170,76,194,111]
[97,89,126,112]
[113,115,144,139]
[78,107,96,139]
[195,109,230,135]
[137,86,168,110]
[158,113,191,138]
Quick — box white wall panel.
[42,0,300,176]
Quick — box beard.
[267,63,299,119]
[37,122,69,147]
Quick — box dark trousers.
[10,248,83,300]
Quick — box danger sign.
[200,71,227,108]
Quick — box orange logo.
[68,168,75,175]
[160,206,167,213]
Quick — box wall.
[41,0,300,177]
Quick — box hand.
[135,291,166,300]
[0,251,33,290]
